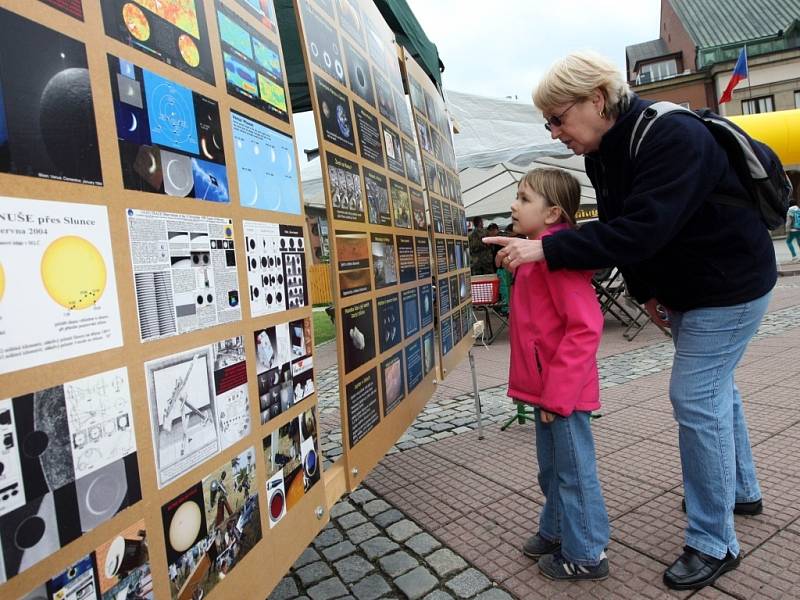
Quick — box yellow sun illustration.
[41,236,107,310]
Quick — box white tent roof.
[445,89,571,168]
[463,155,596,219]
[300,157,324,209]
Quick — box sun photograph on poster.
[101,0,214,84]
[161,447,261,600]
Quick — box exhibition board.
[0,1,326,598]
[401,49,474,380]
[292,0,438,492]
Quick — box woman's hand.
[539,410,556,424]
[482,236,544,273]
[644,298,670,328]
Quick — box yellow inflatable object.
[729,109,800,166]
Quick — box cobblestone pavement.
[271,293,800,600]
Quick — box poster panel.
[108,55,229,201]
[101,0,215,84]
[0,9,101,186]
[0,369,140,581]
[402,49,473,379]
[144,336,250,488]
[126,208,241,341]
[0,1,323,598]
[293,0,437,492]
[0,197,123,375]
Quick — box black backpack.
[629,101,793,230]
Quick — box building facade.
[626,0,800,116]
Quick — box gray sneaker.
[538,551,609,581]
[522,533,561,559]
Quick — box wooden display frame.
[401,49,474,380]
[292,0,438,492]
[0,1,327,598]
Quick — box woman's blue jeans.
[536,408,609,566]
[668,292,769,559]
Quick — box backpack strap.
[629,101,695,160]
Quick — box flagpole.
[745,44,752,102]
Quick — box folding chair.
[470,274,509,344]
[592,268,670,340]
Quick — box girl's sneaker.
[538,551,609,581]
[522,533,560,559]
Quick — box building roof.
[669,0,800,48]
[626,38,671,69]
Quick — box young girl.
[501,168,609,581]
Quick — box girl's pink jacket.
[507,223,604,417]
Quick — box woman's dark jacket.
[542,95,777,311]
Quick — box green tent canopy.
[275,0,444,113]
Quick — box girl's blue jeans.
[535,408,609,566]
[668,291,769,559]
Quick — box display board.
[402,49,473,379]
[0,1,326,598]
[293,0,438,491]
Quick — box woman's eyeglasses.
[544,102,577,131]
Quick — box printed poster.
[0,197,123,375]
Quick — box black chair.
[592,268,670,341]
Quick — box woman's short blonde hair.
[533,50,630,119]
[520,168,581,227]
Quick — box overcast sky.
[295,0,662,167]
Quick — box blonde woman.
[485,51,774,591]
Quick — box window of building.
[741,96,774,114]
[795,91,800,109]
[637,59,678,84]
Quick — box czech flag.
[719,47,748,104]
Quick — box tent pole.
[468,350,484,440]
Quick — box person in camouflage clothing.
[469,216,495,275]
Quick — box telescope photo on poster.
[144,337,250,488]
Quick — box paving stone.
[378,550,419,577]
[373,509,405,528]
[338,511,368,529]
[307,576,348,600]
[268,576,298,600]
[474,588,514,600]
[351,574,391,600]
[294,547,322,569]
[363,499,392,516]
[333,555,375,584]
[346,522,381,544]
[386,519,423,542]
[360,536,400,560]
[296,561,333,587]
[422,592,455,600]
[395,566,438,600]
[425,548,468,577]
[349,488,376,505]
[314,528,344,549]
[330,501,356,519]
[405,532,442,556]
[322,540,357,562]
[445,569,492,598]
